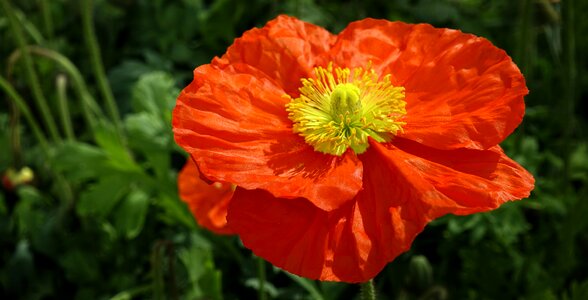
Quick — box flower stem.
[38,0,54,40]
[257,257,267,300]
[562,0,576,185]
[360,279,376,300]
[8,86,22,168]
[1,0,61,142]
[80,0,123,139]
[0,75,49,155]
[56,74,75,141]
[9,46,103,136]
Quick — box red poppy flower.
[173,15,534,282]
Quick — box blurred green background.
[0,0,586,299]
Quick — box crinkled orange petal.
[226,138,534,282]
[222,15,335,95]
[388,138,535,216]
[226,145,434,282]
[173,62,363,211]
[178,159,233,235]
[330,19,528,150]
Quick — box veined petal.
[226,138,534,282]
[222,15,335,95]
[226,143,435,282]
[386,138,535,215]
[330,19,528,150]
[173,63,363,211]
[178,159,233,234]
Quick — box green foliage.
[0,0,587,299]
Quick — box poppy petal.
[178,159,233,234]
[226,144,434,282]
[330,19,528,150]
[173,63,363,211]
[386,138,535,216]
[227,139,534,282]
[222,15,335,95]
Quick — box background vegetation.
[1,0,586,299]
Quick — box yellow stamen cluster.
[285,63,406,156]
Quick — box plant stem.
[9,46,103,135]
[1,75,74,206]
[360,279,376,300]
[56,74,75,140]
[516,0,534,77]
[38,0,54,40]
[0,75,49,155]
[1,0,61,142]
[8,87,22,168]
[258,257,267,300]
[80,0,123,139]
[562,0,576,185]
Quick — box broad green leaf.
[178,245,223,300]
[155,194,197,229]
[199,269,223,300]
[52,141,109,182]
[113,188,150,239]
[125,113,168,151]
[77,175,131,218]
[94,121,141,173]
[131,71,178,122]
[125,113,171,180]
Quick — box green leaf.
[570,143,588,181]
[244,278,279,298]
[113,188,150,239]
[94,121,141,173]
[77,175,131,218]
[125,112,168,150]
[155,194,197,229]
[125,113,171,180]
[283,271,324,300]
[131,71,178,122]
[14,186,47,238]
[52,141,109,182]
[178,245,223,300]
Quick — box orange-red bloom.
[173,15,534,282]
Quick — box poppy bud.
[406,255,433,292]
[1,167,34,191]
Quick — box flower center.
[285,63,406,156]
